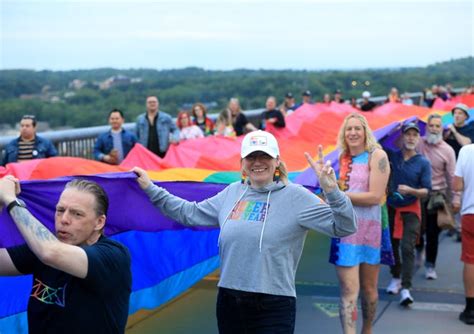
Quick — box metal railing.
[0,109,264,162]
[0,89,462,163]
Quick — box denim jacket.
[93,128,137,161]
[1,135,58,166]
[136,111,180,154]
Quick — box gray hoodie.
[144,181,356,297]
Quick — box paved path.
[126,231,471,333]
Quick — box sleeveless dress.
[329,151,394,266]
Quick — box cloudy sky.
[1,0,472,70]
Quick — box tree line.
[0,57,472,129]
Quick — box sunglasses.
[245,151,273,160]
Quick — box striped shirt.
[17,138,35,161]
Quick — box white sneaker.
[386,278,402,294]
[425,267,438,280]
[400,289,414,306]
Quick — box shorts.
[461,214,474,264]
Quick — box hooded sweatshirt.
[144,181,356,297]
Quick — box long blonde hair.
[337,112,380,155]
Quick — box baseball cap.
[451,103,469,119]
[402,122,420,133]
[334,89,342,94]
[302,90,312,97]
[362,91,371,98]
[241,130,280,159]
[285,92,294,98]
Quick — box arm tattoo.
[11,207,57,242]
[378,157,388,173]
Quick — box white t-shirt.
[455,144,474,215]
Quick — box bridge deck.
[125,231,470,333]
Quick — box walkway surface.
[125,231,471,333]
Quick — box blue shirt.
[386,149,432,208]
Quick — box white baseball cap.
[241,130,280,158]
[362,91,371,98]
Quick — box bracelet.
[6,199,27,214]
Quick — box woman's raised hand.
[304,145,337,193]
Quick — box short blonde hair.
[337,112,380,155]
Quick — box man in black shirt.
[333,89,345,103]
[260,96,286,130]
[360,91,377,111]
[445,103,474,158]
[0,177,132,334]
[136,96,180,158]
[228,98,257,136]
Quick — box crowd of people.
[2,84,473,166]
[0,86,473,333]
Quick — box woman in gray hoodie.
[133,130,357,333]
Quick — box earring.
[273,167,281,183]
[241,171,247,184]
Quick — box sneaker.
[425,267,438,280]
[399,289,414,307]
[459,309,474,325]
[386,278,402,295]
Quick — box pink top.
[417,137,460,204]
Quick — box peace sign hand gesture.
[304,145,338,193]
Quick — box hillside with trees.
[0,57,472,129]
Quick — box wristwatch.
[6,198,27,214]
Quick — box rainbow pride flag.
[1,95,473,333]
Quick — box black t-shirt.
[260,109,286,129]
[445,123,474,158]
[360,101,377,112]
[233,113,250,136]
[147,114,163,157]
[7,236,132,334]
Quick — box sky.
[0,0,472,71]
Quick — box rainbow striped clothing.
[329,151,394,266]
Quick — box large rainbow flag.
[1,95,473,333]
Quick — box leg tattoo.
[339,300,357,334]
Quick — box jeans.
[423,198,441,267]
[216,288,296,334]
[389,207,421,289]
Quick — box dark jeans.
[216,288,296,334]
[422,197,441,267]
[388,206,421,289]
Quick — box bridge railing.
[0,109,264,162]
[0,90,460,162]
